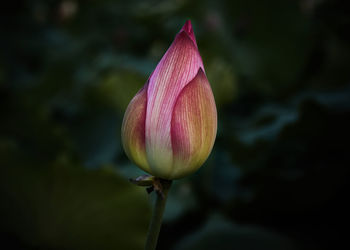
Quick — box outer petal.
[180,20,198,48]
[121,83,150,173]
[169,69,217,179]
[145,22,204,174]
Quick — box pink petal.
[170,69,217,179]
[180,20,198,48]
[121,82,150,173]
[145,22,204,175]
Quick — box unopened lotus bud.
[121,20,217,180]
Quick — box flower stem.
[145,179,172,250]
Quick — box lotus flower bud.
[121,20,217,180]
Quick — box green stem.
[145,179,172,250]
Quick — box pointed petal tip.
[192,67,207,82]
[180,20,197,46]
[182,20,193,34]
[197,67,206,77]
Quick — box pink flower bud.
[121,20,217,180]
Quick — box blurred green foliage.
[0,152,149,250]
[1,0,349,249]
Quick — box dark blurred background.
[1,0,349,249]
